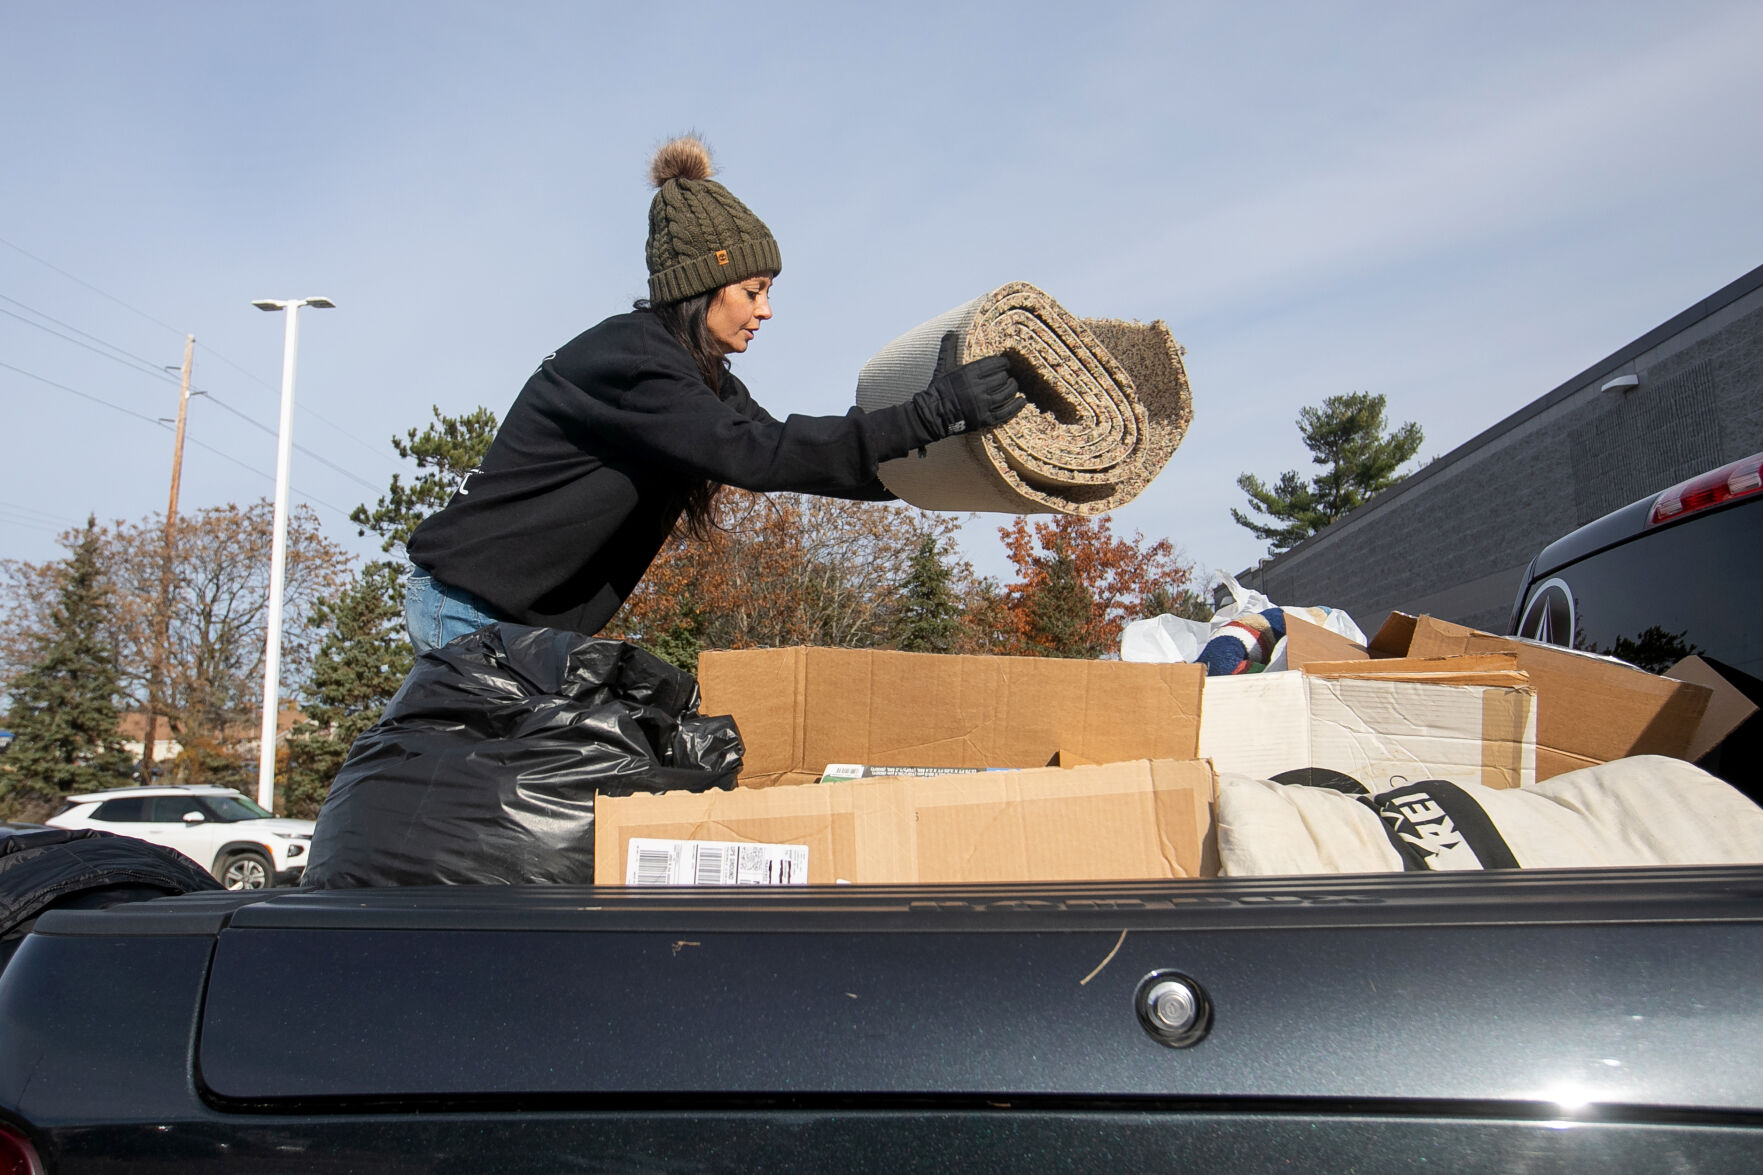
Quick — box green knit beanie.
[645,136,782,305]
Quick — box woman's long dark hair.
[634,290,731,540]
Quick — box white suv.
[45,786,315,889]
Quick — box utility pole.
[141,334,194,783]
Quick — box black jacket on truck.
[407,310,925,636]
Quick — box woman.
[403,136,1024,653]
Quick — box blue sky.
[4,1,1761,594]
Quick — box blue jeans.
[405,562,509,655]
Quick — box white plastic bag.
[1119,614,1212,663]
[1119,571,1367,668]
[1208,571,1275,629]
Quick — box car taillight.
[1649,451,1763,525]
[0,1124,43,1175]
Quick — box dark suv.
[1508,449,1763,793]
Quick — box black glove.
[908,331,1027,441]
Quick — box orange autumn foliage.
[607,492,1195,665]
[608,490,962,655]
[998,515,1195,656]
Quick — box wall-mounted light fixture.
[1601,373,1641,393]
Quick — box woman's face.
[705,274,774,355]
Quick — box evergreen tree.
[1143,584,1215,622]
[351,406,500,553]
[1,519,132,817]
[1232,470,1324,553]
[890,534,961,653]
[639,591,706,674]
[1607,626,1702,676]
[281,561,415,819]
[1024,541,1104,659]
[1233,392,1423,553]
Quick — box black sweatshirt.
[406,310,934,636]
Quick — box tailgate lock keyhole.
[1135,971,1211,1047]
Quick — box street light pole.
[251,296,334,812]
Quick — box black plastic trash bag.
[302,624,743,887]
[0,827,223,969]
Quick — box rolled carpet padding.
[854,281,1193,514]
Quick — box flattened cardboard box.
[1198,673,1538,790]
[1665,655,1760,763]
[1372,613,1712,779]
[1282,613,1375,667]
[594,758,1218,885]
[698,647,1206,788]
[1302,653,1527,688]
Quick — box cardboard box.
[1302,653,1527,688]
[1282,614,1374,668]
[1199,672,1537,790]
[1368,613,1419,659]
[698,647,1205,788]
[1665,656,1760,763]
[1372,614,1712,779]
[594,758,1218,885]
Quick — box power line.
[0,512,74,537]
[0,519,61,531]
[0,358,170,427]
[199,393,384,492]
[0,292,178,374]
[3,236,403,479]
[0,361,357,526]
[194,339,404,475]
[1,296,392,490]
[177,432,357,524]
[0,499,77,526]
[5,290,404,479]
[0,234,185,337]
[192,338,282,396]
[0,301,180,386]
[0,504,77,534]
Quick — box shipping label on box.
[819,764,997,783]
[625,838,808,886]
[1199,673,1537,790]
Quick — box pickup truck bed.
[4,867,1763,1172]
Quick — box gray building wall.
[1243,263,1763,636]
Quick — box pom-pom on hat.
[645,135,782,305]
